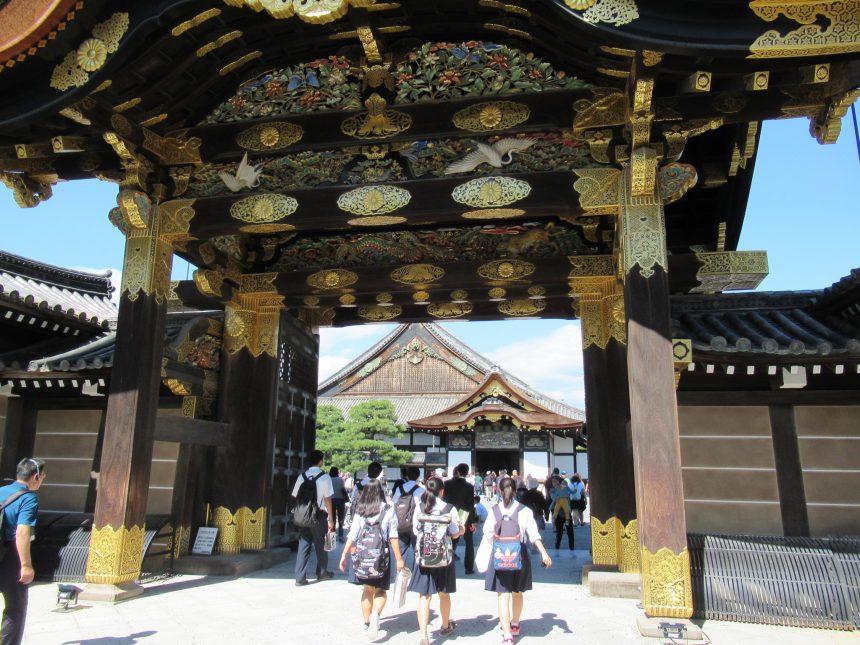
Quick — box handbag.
[475,534,492,574]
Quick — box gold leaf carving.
[348,216,407,226]
[488,287,506,299]
[452,177,531,208]
[194,270,225,298]
[691,251,769,293]
[230,194,298,223]
[641,546,693,618]
[337,185,410,215]
[619,518,641,573]
[158,200,196,243]
[452,101,530,131]
[85,524,145,584]
[307,268,359,290]
[121,233,173,303]
[573,168,621,215]
[499,299,546,316]
[341,93,412,139]
[582,0,639,26]
[462,208,525,220]
[390,264,445,285]
[236,121,304,151]
[478,259,535,281]
[427,302,473,319]
[51,13,130,91]
[591,516,619,566]
[749,1,860,58]
[620,167,666,280]
[172,9,222,36]
[358,304,402,321]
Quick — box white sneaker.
[368,612,380,641]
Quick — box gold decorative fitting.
[307,268,359,290]
[140,114,168,127]
[376,292,393,304]
[642,50,664,66]
[691,251,769,293]
[219,51,263,76]
[236,121,304,151]
[196,30,243,58]
[572,90,626,133]
[412,291,430,303]
[348,215,407,226]
[230,194,298,224]
[630,147,658,197]
[450,289,468,301]
[211,506,267,553]
[689,71,712,93]
[340,293,357,306]
[113,97,141,113]
[224,299,282,357]
[158,199,197,243]
[641,547,693,619]
[564,0,597,8]
[85,524,145,584]
[483,22,532,41]
[591,516,619,567]
[298,307,337,328]
[164,378,193,396]
[620,164,666,280]
[584,129,613,164]
[172,9,222,36]
[811,89,860,145]
[194,270,225,298]
[568,255,615,277]
[356,26,382,64]
[452,101,530,132]
[51,13,130,91]
[462,208,525,220]
[749,1,860,58]
[337,185,411,215]
[478,259,535,281]
[619,518,640,573]
[240,273,278,294]
[659,163,698,205]
[747,71,770,90]
[303,295,320,307]
[121,232,173,304]
[358,304,402,321]
[479,0,532,16]
[499,299,546,317]
[581,0,639,27]
[572,168,621,215]
[527,285,546,298]
[488,287,506,299]
[390,264,445,285]
[428,302,473,319]
[341,93,412,139]
[452,177,531,208]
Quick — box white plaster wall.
[554,436,574,453]
[553,455,574,476]
[412,432,437,446]
[523,452,548,481]
[447,450,472,475]
[574,450,589,479]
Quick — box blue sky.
[2,116,858,407]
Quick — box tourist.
[474,470,483,497]
[392,466,424,566]
[409,477,463,645]
[511,469,523,490]
[520,480,547,532]
[484,471,495,498]
[292,450,335,586]
[483,476,552,643]
[474,494,490,530]
[569,473,587,527]
[0,458,45,645]
[548,477,575,550]
[443,463,477,574]
[352,462,384,507]
[330,467,347,541]
[338,478,405,642]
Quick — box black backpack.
[351,505,390,581]
[393,483,416,535]
[292,472,323,528]
[0,490,33,560]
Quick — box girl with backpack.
[482,476,552,644]
[338,478,405,642]
[409,476,464,645]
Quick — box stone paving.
[21,525,857,644]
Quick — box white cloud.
[484,322,586,409]
[318,354,353,383]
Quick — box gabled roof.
[408,371,584,432]
[0,250,116,329]
[319,322,584,421]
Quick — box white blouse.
[482,500,542,544]
[347,504,399,542]
[412,496,461,537]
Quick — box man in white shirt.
[292,450,334,586]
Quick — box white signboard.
[191,527,219,555]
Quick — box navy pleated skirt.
[484,546,533,593]
[408,559,457,595]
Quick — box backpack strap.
[441,503,453,514]
[0,490,31,510]
[492,505,502,523]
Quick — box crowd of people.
[291,451,588,644]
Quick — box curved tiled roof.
[0,250,116,329]
[672,289,860,358]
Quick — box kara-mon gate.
[1,0,858,629]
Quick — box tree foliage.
[314,401,413,474]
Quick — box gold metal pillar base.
[641,546,694,618]
[591,516,619,567]
[85,524,146,585]
[618,519,641,573]
[211,506,267,553]
[78,581,144,604]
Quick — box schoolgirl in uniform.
[408,476,464,645]
[483,476,553,644]
[338,478,405,642]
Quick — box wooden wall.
[678,406,782,535]
[794,406,860,537]
[343,356,477,395]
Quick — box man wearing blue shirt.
[0,457,45,645]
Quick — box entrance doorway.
[475,450,520,477]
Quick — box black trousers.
[452,525,475,573]
[554,515,574,550]
[331,498,346,538]
[0,546,27,645]
[294,515,328,581]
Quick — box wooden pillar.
[210,276,283,554]
[84,408,107,514]
[0,398,38,481]
[83,190,175,599]
[769,405,810,537]
[620,161,693,618]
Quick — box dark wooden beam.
[768,405,810,537]
[154,413,231,447]
[678,390,860,406]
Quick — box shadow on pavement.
[61,631,157,645]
